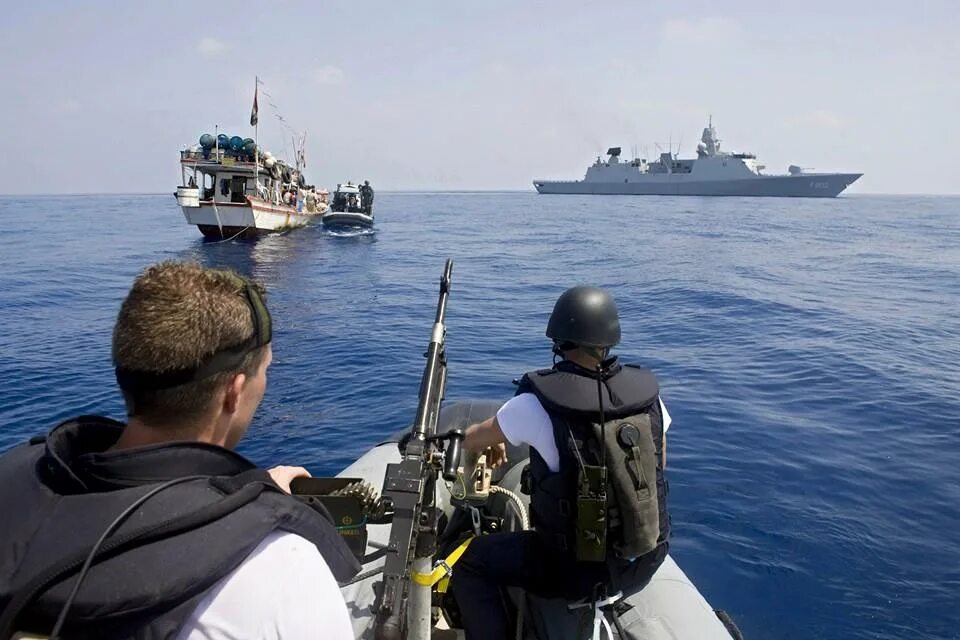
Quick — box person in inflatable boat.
[454,286,672,639]
[0,261,359,639]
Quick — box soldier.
[0,262,359,638]
[453,286,672,639]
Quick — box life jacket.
[519,358,670,562]
[0,416,360,639]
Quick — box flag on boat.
[250,83,259,127]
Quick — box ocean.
[0,192,957,639]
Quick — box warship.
[534,118,861,197]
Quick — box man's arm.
[267,465,310,493]
[463,416,507,453]
[464,416,510,468]
[662,434,667,469]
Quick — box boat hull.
[180,199,324,239]
[322,211,375,228]
[534,172,862,197]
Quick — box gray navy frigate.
[534,119,862,197]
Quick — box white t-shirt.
[497,393,672,472]
[176,531,352,639]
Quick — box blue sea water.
[0,192,958,639]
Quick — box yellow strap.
[410,536,474,588]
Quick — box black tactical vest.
[0,416,360,639]
[519,359,670,561]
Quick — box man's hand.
[464,416,507,454]
[485,442,508,469]
[268,465,311,493]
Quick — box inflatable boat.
[325,399,741,639]
[324,182,374,229]
[322,210,375,229]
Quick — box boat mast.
[299,131,306,173]
[254,76,259,195]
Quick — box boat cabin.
[179,137,327,210]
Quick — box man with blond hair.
[0,261,359,639]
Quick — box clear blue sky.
[1,1,957,194]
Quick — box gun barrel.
[433,259,453,325]
[412,260,453,442]
[374,260,454,640]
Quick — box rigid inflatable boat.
[331,399,741,639]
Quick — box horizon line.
[2,190,959,198]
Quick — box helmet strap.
[552,340,577,361]
[553,342,609,365]
[578,345,609,363]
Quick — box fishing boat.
[174,135,329,239]
[322,182,374,229]
[174,78,329,239]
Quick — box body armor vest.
[519,359,670,562]
[0,416,360,639]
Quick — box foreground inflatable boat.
[333,399,741,639]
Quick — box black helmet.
[546,286,621,348]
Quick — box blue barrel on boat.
[217,133,229,149]
[229,136,244,152]
[199,134,215,149]
[242,140,257,156]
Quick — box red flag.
[250,84,259,127]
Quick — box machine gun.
[374,259,464,640]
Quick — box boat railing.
[179,149,260,168]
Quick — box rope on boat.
[206,226,252,244]
[490,485,530,531]
[487,483,530,638]
[212,199,224,236]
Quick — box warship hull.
[534,172,862,198]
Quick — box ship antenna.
[596,363,606,469]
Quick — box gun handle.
[443,430,464,482]
[464,453,492,501]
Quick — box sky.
[1,0,958,194]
